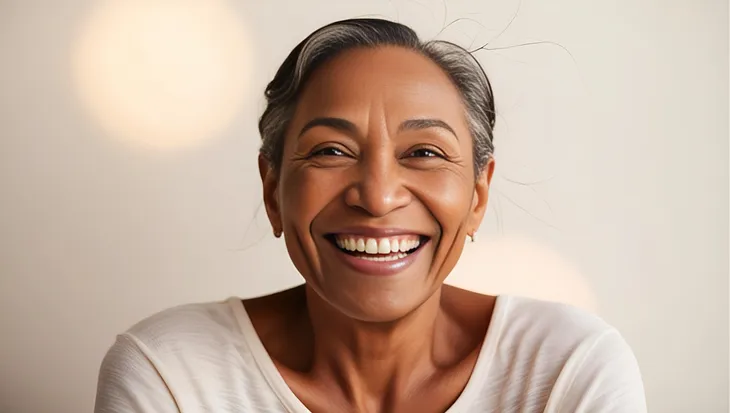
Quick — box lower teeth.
[356,252,408,262]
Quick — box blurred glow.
[449,235,598,312]
[72,0,249,149]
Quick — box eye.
[407,147,444,158]
[311,146,347,157]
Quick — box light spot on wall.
[448,234,598,312]
[72,0,250,149]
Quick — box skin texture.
[251,46,497,413]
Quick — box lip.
[327,236,429,276]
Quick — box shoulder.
[496,295,641,378]
[100,297,247,376]
[110,297,255,379]
[95,298,260,412]
[498,295,613,347]
[493,296,647,412]
[124,298,243,351]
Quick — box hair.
[258,18,496,176]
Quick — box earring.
[273,229,282,238]
[468,231,478,243]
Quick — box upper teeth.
[335,236,421,254]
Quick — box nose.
[344,151,412,217]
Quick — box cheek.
[278,168,347,283]
[410,170,472,282]
[409,170,473,231]
[280,167,343,231]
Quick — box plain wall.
[0,0,727,412]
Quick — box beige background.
[1,0,727,412]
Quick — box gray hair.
[258,18,496,175]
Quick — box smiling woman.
[94,19,647,413]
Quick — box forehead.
[293,46,467,126]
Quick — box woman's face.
[260,46,494,322]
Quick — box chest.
[277,361,479,413]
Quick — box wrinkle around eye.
[399,153,471,178]
[295,144,357,168]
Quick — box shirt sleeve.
[557,329,648,413]
[94,333,180,413]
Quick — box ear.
[258,154,282,234]
[469,157,496,232]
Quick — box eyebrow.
[297,117,458,140]
[298,117,358,138]
[398,118,458,140]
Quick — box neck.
[304,285,446,409]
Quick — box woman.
[95,18,646,413]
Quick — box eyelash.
[308,145,446,159]
[407,148,444,159]
[310,146,349,157]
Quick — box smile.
[334,234,423,257]
[325,233,429,275]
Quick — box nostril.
[344,185,413,218]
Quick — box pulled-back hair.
[258,18,496,175]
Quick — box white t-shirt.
[94,295,647,412]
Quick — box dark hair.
[258,18,496,175]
